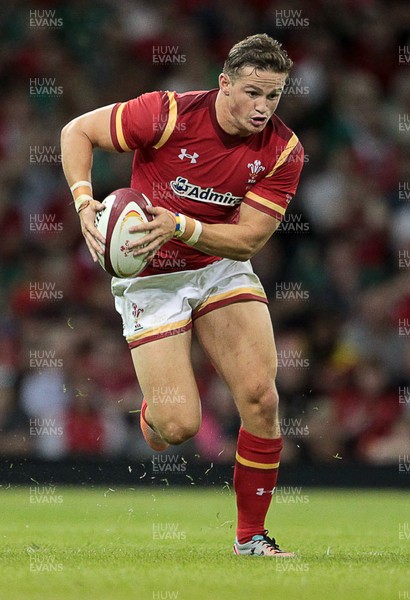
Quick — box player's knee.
[160,420,200,445]
[245,383,279,422]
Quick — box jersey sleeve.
[110,91,176,152]
[243,134,304,221]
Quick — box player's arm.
[132,202,280,261]
[62,93,165,262]
[60,105,117,261]
[190,204,280,260]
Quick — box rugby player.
[61,33,304,557]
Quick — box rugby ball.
[94,188,153,278]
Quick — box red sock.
[234,427,283,544]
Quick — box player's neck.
[215,90,250,138]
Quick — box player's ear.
[219,72,231,96]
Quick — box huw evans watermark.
[399,319,410,336]
[152,592,179,600]
[30,282,63,301]
[280,418,309,436]
[277,351,309,368]
[399,455,410,473]
[29,78,63,96]
[399,522,410,540]
[283,77,309,96]
[151,251,187,270]
[276,558,309,572]
[28,550,63,572]
[29,486,63,504]
[30,213,63,233]
[152,455,187,474]
[152,46,186,65]
[399,46,410,65]
[152,523,186,540]
[274,486,309,503]
[29,350,63,368]
[29,419,63,437]
[29,10,63,28]
[399,387,410,405]
[278,213,309,232]
[275,282,309,300]
[399,250,410,269]
[30,146,61,165]
[275,9,309,28]
[152,386,187,404]
[153,115,186,134]
[398,182,410,200]
[399,114,410,132]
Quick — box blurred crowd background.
[0,0,409,466]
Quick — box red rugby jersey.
[110,89,304,275]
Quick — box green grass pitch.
[0,486,408,600]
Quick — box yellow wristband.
[174,213,187,238]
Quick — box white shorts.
[111,258,267,349]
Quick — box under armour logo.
[256,487,275,496]
[179,148,199,164]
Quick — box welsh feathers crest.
[247,160,265,183]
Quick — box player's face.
[219,67,288,136]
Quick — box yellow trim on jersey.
[236,452,280,470]
[126,317,191,343]
[266,133,299,178]
[153,91,178,150]
[245,192,286,215]
[196,286,267,312]
[116,102,132,152]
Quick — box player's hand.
[128,206,176,259]
[78,200,106,262]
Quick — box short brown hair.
[223,33,293,79]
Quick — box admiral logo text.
[170,177,242,207]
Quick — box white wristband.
[70,180,92,194]
[74,193,93,213]
[185,219,203,246]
